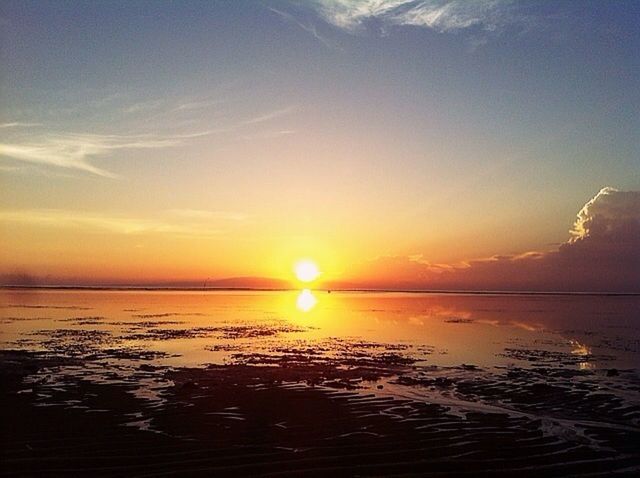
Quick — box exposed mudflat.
[1,290,639,476]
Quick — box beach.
[1,289,639,476]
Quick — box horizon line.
[1,285,638,297]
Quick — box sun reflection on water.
[296,289,317,312]
[570,339,594,369]
[570,339,591,356]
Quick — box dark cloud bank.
[349,188,640,293]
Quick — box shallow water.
[1,289,639,369]
[2,289,640,476]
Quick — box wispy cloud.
[238,129,296,141]
[0,122,41,128]
[0,164,87,179]
[304,0,524,34]
[268,6,336,49]
[0,165,22,172]
[308,0,405,31]
[1,93,296,179]
[0,131,212,178]
[175,99,223,111]
[122,99,165,115]
[0,209,228,236]
[242,106,295,125]
[165,209,247,221]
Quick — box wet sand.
[1,290,639,476]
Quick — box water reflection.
[296,288,317,312]
[1,289,638,370]
[3,291,638,476]
[570,339,594,370]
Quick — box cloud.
[0,122,41,128]
[569,187,640,243]
[0,131,211,178]
[0,141,119,178]
[347,188,640,292]
[304,0,525,34]
[268,6,337,48]
[0,209,227,236]
[122,99,165,115]
[0,165,23,172]
[1,93,295,178]
[0,164,86,179]
[242,106,295,125]
[175,99,223,111]
[238,129,296,141]
[165,209,247,221]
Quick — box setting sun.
[294,260,320,283]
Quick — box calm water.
[1,289,639,370]
[3,288,640,476]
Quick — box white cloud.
[309,0,409,31]
[242,106,295,125]
[122,99,165,115]
[1,93,294,178]
[0,141,119,178]
[238,129,296,141]
[0,165,23,172]
[0,122,41,128]
[268,6,337,49]
[0,131,211,178]
[165,209,247,221]
[306,0,521,34]
[391,0,514,32]
[175,99,223,112]
[569,187,640,242]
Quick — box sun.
[294,259,320,283]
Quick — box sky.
[1,0,639,291]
